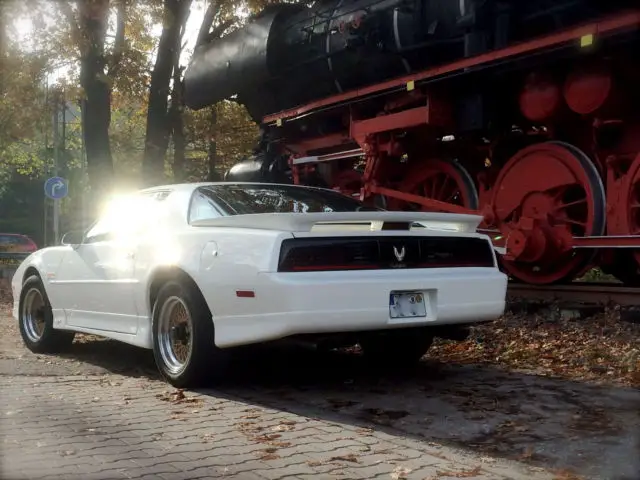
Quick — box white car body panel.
[12,182,507,350]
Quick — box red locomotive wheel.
[491,141,606,284]
[604,153,640,285]
[621,153,640,262]
[397,159,479,211]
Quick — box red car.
[0,234,38,254]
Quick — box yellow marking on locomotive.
[580,34,594,47]
[276,118,283,126]
[406,80,415,91]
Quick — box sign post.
[44,176,68,245]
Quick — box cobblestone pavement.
[1,307,639,480]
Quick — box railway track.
[508,282,639,306]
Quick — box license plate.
[0,258,20,266]
[389,292,427,318]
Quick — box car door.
[56,197,147,335]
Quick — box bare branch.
[207,17,235,42]
[58,1,82,49]
[107,0,126,77]
[196,0,217,47]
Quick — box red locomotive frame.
[262,10,640,285]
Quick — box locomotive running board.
[571,235,640,248]
[292,148,364,165]
[191,211,483,233]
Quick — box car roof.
[138,182,342,196]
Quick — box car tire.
[359,327,433,366]
[151,279,228,388]
[18,275,75,353]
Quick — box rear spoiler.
[190,211,483,233]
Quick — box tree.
[0,2,51,197]
[55,0,121,205]
[54,0,158,201]
[141,0,192,187]
[169,64,187,182]
[188,0,243,182]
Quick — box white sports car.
[12,182,507,387]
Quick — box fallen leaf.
[272,424,294,432]
[269,441,292,448]
[329,454,359,463]
[259,453,280,461]
[436,466,482,478]
[253,433,282,443]
[390,466,412,480]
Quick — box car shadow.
[61,337,640,480]
[58,336,160,378]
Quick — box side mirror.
[61,230,84,245]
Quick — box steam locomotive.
[183,0,640,285]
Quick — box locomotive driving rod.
[367,188,640,249]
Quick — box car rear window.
[197,184,370,216]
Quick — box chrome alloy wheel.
[21,287,46,343]
[157,296,193,374]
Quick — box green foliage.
[181,101,259,180]
[0,47,50,196]
[0,0,268,238]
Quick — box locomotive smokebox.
[183,4,304,111]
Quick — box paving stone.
[0,311,562,480]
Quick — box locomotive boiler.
[184,0,640,286]
[185,0,629,122]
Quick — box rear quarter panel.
[192,228,293,319]
[137,227,291,319]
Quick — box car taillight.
[278,239,379,272]
[277,236,495,272]
[415,237,495,268]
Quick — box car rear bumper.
[211,267,507,348]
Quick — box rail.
[508,282,639,306]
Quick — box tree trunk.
[78,0,114,205]
[196,0,234,183]
[169,66,186,182]
[141,0,191,187]
[206,106,221,181]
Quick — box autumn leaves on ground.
[2,277,638,388]
[430,309,640,388]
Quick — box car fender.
[10,247,69,320]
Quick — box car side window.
[84,218,112,243]
[84,192,170,243]
[189,191,222,223]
